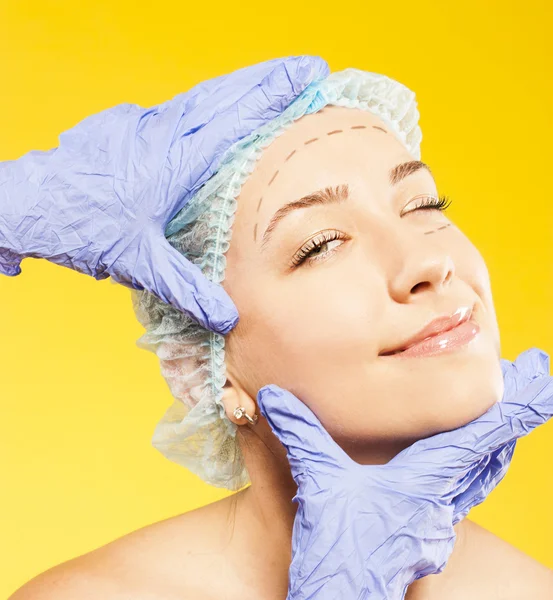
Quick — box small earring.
[233,406,259,426]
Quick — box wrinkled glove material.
[0,56,329,334]
[256,348,553,599]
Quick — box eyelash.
[406,194,453,214]
[291,194,453,269]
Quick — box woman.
[7,60,553,599]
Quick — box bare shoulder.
[422,518,553,600]
[8,495,240,600]
[464,519,553,595]
[8,560,122,600]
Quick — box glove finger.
[162,56,330,230]
[451,440,516,524]
[446,361,552,458]
[257,384,360,480]
[125,231,239,334]
[391,352,552,489]
[0,248,23,276]
[501,348,550,397]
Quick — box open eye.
[291,230,348,268]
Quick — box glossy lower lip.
[382,318,481,358]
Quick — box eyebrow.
[260,160,433,249]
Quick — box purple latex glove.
[0,56,329,334]
[257,348,553,599]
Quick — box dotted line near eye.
[425,223,452,234]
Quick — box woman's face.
[222,105,504,463]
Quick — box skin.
[10,106,553,600]
[221,104,505,461]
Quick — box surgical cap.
[130,67,423,490]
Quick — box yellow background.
[1,0,552,595]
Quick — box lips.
[379,305,474,356]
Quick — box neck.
[234,417,299,537]
[228,419,468,599]
[226,420,298,597]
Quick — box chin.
[424,359,505,437]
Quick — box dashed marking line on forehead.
[253,124,392,241]
[255,196,264,240]
[268,170,279,186]
[270,126,390,188]
[284,149,297,162]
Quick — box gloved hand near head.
[0,56,329,334]
[112,58,551,600]
[256,348,553,600]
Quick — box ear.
[221,364,258,426]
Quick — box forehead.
[284,104,400,143]
[232,105,415,228]
[252,105,407,173]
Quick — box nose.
[387,228,455,302]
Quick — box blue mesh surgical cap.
[130,67,423,490]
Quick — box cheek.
[224,228,502,454]
[226,262,385,395]
[455,238,492,298]
[451,233,500,346]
